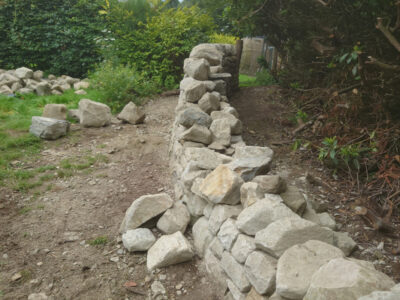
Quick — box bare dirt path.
[0,96,220,300]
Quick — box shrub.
[89,61,161,111]
[209,33,238,45]
[106,5,215,87]
[255,69,276,86]
[0,0,104,77]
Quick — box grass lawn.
[0,89,107,190]
[239,74,258,87]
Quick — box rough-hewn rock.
[178,107,212,128]
[280,186,307,215]
[156,202,190,234]
[252,175,287,194]
[29,116,69,140]
[231,234,256,264]
[199,165,244,205]
[276,240,344,299]
[79,99,112,128]
[36,82,51,96]
[236,198,298,236]
[304,258,395,300]
[182,193,208,220]
[209,237,224,259]
[73,81,90,90]
[245,288,268,300]
[210,118,232,147]
[211,111,243,135]
[229,146,274,181]
[240,182,264,208]
[182,147,232,170]
[208,204,243,235]
[180,124,212,145]
[227,279,247,300]
[198,92,221,114]
[204,249,228,290]
[255,217,334,258]
[147,231,194,271]
[221,251,251,293]
[192,217,214,258]
[15,67,33,79]
[42,104,67,120]
[0,85,12,95]
[245,251,277,295]
[119,193,174,233]
[180,77,209,103]
[218,218,240,251]
[333,231,357,256]
[184,58,210,80]
[122,228,156,252]
[117,101,145,124]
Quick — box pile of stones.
[0,67,89,96]
[118,43,399,300]
[29,100,145,140]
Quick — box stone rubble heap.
[29,99,145,140]
[0,67,89,96]
[117,43,399,300]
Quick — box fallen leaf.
[124,281,137,288]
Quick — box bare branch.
[390,1,400,32]
[376,17,400,53]
[316,0,334,6]
[238,0,269,24]
[365,56,400,71]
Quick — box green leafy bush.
[209,33,238,44]
[89,62,160,110]
[255,69,276,86]
[0,0,104,77]
[106,5,215,87]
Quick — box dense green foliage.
[89,62,161,110]
[105,4,215,87]
[0,0,105,77]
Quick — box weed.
[295,110,309,123]
[20,269,32,282]
[89,236,108,246]
[36,204,45,210]
[18,206,32,215]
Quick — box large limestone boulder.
[42,104,67,120]
[252,175,287,194]
[236,197,298,236]
[36,82,51,96]
[119,193,174,233]
[29,116,69,140]
[192,216,214,258]
[147,231,194,271]
[210,118,232,147]
[359,288,400,300]
[221,251,251,293]
[217,218,240,251]
[15,67,33,79]
[180,124,212,145]
[208,204,242,235]
[122,228,156,252]
[211,111,242,135]
[199,165,244,205]
[280,185,307,215]
[117,101,145,124]
[178,107,212,128]
[0,85,13,95]
[240,182,264,208]
[231,234,256,264]
[229,146,274,181]
[182,193,208,220]
[180,77,209,103]
[79,99,112,127]
[333,231,357,256]
[33,70,43,81]
[74,81,90,90]
[276,240,344,299]
[304,258,395,300]
[204,249,229,291]
[182,147,232,170]
[190,43,236,66]
[198,92,221,114]
[209,237,224,259]
[156,202,190,234]
[184,58,210,81]
[245,251,277,295]
[255,217,335,258]
[0,73,19,86]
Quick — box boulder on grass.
[79,99,111,127]
[36,82,52,96]
[15,67,33,79]
[29,116,69,140]
[42,104,67,120]
[117,101,145,124]
[147,231,194,271]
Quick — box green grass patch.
[239,70,277,88]
[89,236,108,246]
[18,206,32,215]
[239,74,258,87]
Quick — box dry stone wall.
[169,43,399,300]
